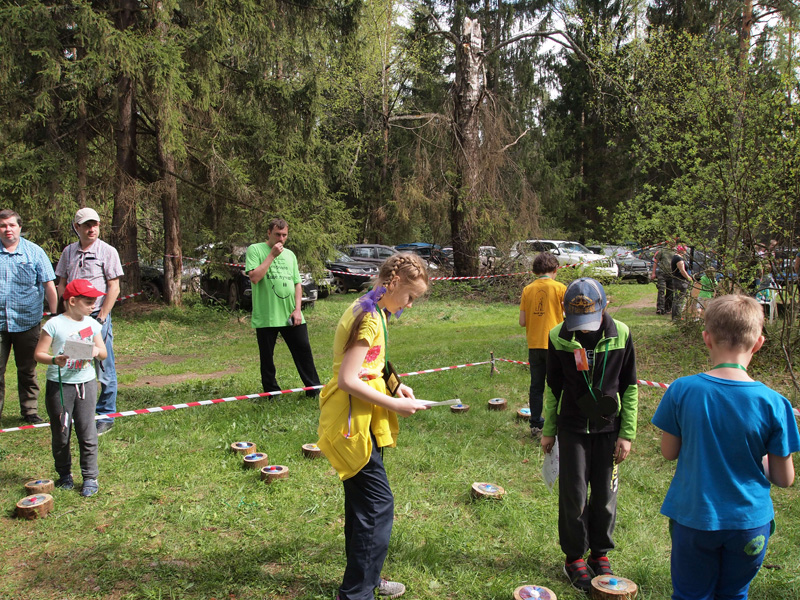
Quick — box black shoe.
[96,421,113,436]
[24,414,44,424]
[656,309,664,315]
[55,474,74,490]
[588,554,614,576]
[564,558,593,593]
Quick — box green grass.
[1,284,798,599]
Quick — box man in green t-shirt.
[245,218,320,396]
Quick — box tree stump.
[591,576,638,599]
[451,403,470,413]
[301,443,322,459]
[513,585,557,600]
[230,441,256,455]
[471,482,505,499]
[16,494,54,519]
[261,465,289,483]
[243,452,269,469]
[24,479,54,495]
[517,407,531,420]
[488,397,507,411]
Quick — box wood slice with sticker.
[450,403,470,413]
[513,584,557,600]
[242,452,269,469]
[261,465,290,483]
[471,482,505,500]
[301,443,322,459]
[16,493,54,519]
[516,407,531,420]
[591,576,638,599]
[24,479,54,495]
[488,397,507,411]
[230,441,256,455]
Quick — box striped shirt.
[55,239,124,312]
[0,237,56,332]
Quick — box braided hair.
[344,253,429,351]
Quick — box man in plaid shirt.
[0,209,58,424]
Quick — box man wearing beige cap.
[56,208,124,435]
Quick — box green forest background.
[1,0,798,291]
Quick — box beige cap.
[74,207,101,224]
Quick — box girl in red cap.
[33,279,107,497]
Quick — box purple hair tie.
[354,286,386,316]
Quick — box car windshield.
[559,242,592,253]
[334,251,355,262]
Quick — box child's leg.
[716,522,771,600]
[527,349,547,429]
[586,431,619,555]
[73,380,99,480]
[557,430,591,559]
[44,379,76,476]
[339,439,394,600]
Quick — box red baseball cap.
[63,279,106,301]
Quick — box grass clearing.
[1,283,798,599]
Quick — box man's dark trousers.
[255,323,320,395]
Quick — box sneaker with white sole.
[81,479,99,497]
[377,578,406,599]
[55,474,74,490]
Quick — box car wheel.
[333,277,349,294]
[228,281,240,309]
[142,281,162,302]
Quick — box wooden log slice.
[242,452,269,469]
[513,585,557,600]
[450,403,470,413]
[230,441,257,455]
[488,397,507,411]
[301,443,322,459]
[24,479,55,495]
[16,494,54,520]
[471,482,505,500]
[516,407,531,420]
[261,465,290,483]
[591,576,638,600]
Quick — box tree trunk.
[112,0,139,296]
[157,128,182,306]
[450,17,482,276]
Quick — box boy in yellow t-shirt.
[519,252,566,436]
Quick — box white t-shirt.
[43,314,102,384]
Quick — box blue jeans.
[93,313,117,423]
[670,520,771,600]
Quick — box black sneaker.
[564,558,593,593]
[588,554,613,576]
[55,474,74,490]
[24,414,44,424]
[96,421,113,436]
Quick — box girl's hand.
[397,383,415,399]
[53,354,69,368]
[541,435,555,454]
[92,345,102,358]
[392,398,429,418]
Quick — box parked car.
[394,243,449,268]
[200,245,318,310]
[325,251,379,294]
[509,239,619,277]
[140,258,202,301]
[589,245,651,284]
[342,244,398,265]
[636,246,720,279]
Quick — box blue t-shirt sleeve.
[652,387,680,437]
[766,398,800,457]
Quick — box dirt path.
[115,354,243,389]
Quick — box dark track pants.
[44,379,99,480]
[339,438,394,600]
[528,348,547,429]
[255,324,320,395]
[557,429,618,559]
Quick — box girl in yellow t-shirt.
[317,253,429,600]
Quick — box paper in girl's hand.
[63,339,94,361]
[542,437,559,492]
[573,348,589,371]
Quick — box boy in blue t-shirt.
[652,294,799,600]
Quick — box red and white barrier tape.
[4,356,794,434]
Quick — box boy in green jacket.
[540,278,638,593]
